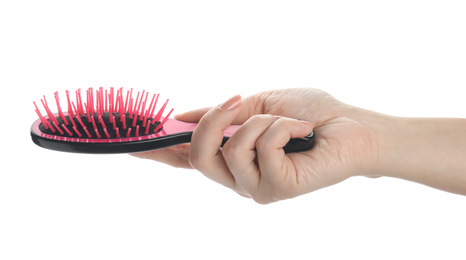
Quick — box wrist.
[370,116,466,195]
[333,104,394,178]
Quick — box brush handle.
[222,131,315,154]
[161,119,316,153]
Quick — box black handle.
[221,130,316,153]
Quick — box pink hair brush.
[31,87,315,154]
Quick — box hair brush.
[30,87,316,154]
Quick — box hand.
[132,88,382,203]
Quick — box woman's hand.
[132,88,383,203]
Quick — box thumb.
[173,107,211,123]
[174,92,269,125]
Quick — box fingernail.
[300,120,315,128]
[219,95,241,111]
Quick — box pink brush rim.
[31,113,241,143]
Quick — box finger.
[173,107,211,123]
[222,115,279,194]
[256,118,315,188]
[174,92,270,125]
[130,143,192,169]
[189,95,242,188]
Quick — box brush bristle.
[34,87,174,139]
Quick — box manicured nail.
[298,120,315,132]
[219,95,241,111]
[300,121,315,128]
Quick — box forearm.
[377,116,466,195]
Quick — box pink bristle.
[86,88,91,115]
[121,114,126,129]
[153,99,169,123]
[109,87,114,121]
[154,108,174,132]
[135,90,145,119]
[96,91,100,115]
[54,91,69,125]
[128,98,133,117]
[87,88,94,116]
[43,96,58,131]
[34,102,50,129]
[91,116,97,131]
[105,89,108,112]
[115,88,120,117]
[119,88,125,118]
[132,113,138,127]
[71,102,86,128]
[112,116,117,130]
[84,102,91,122]
[109,103,114,123]
[95,88,100,116]
[72,102,85,128]
[73,126,82,137]
[132,91,141,119]
[48,123,56,133]
[69,116,76,128]
[103,128,110,138]
[145,120,151,134]
[73,101,91,138]
[62,124,73,136]
[101,88,105,115]
[83,127,91,138]
[84,89,93,117]
[127,88,133,113]
[143,93,157,127]
[42,95,49,107]
[115,89,120,113]
[149,94,160,119]
[124,90,130,113]
[35,87,174,140]
[139,91,149,121]
[99,87,104,115]
[94,128,101,139]
[76,89,84,117]
[66,90,74,119]
[53,121,64,135]
[99,89,105,117]
[41,97,59,126]
[137,90,146,115]
[95,89,100,115]
[98,115,106,129]
[35,109,50,129]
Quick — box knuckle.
[247,114,276,125]
[273,117,296,131]
[222,140,242,160]
[259,178,294,202]
[198,113,216,129]
[252,194,277,205]
[251,195,273,205]
[197,106,226,130]
[274,117,288,127]
[250,185,279,205]
[188,153,203,170]
[255,135,274,151]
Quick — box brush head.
[37,112,162,139]
[31,87,176,153]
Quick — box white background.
[1,1,465,259]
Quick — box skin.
[132,88,466,204]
